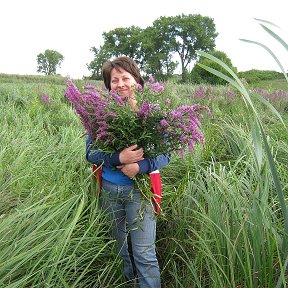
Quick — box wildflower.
[193,86,205,98]
[149,75,155,83]
[40,94,52,104]
[83,84,97,90]
[159,119,169,127]
[136,83,143,92]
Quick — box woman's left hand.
[117,163,140,178]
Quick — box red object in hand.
[149,170,162,214]
[92,164,102,194]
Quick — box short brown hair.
[102,56,145,90]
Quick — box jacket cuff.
[110,151,122,166]
[138,159,149,174]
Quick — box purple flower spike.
[159,119,169,127]
[136,83,143,92]
[40,94,52,104]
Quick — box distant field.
[1,72,287,91]
[251,78,288,91]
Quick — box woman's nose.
[118,79,124,87]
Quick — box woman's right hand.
[119,144,144,164]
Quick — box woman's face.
[110,67,137,99]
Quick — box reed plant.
[195,18,288,287]
[157,117,288,287]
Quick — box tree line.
[38,14,283,85]
[87,14,219,82]
[37,14,222,82]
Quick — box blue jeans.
[101,179,161,288]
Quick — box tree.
[190,50,237,85]
[87,14,218,81]
[101,26,144,62]
[87,47,110,80]
[37,49,64,75]
[87,26,145,78]
[141,26,177,79]
[152,14,218,82]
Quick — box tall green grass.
[195,18,288,287]
[158,118,287,287]
[0,49,288,286]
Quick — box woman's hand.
[117,163,140,178]
[119,144,144,164]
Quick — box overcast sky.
[1,0,287,79]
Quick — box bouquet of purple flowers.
[65,77,211,158]
[65,77,211,213]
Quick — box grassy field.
[0,74,288,287]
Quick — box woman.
[86,56,170,287]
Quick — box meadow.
[0,73,288,288]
